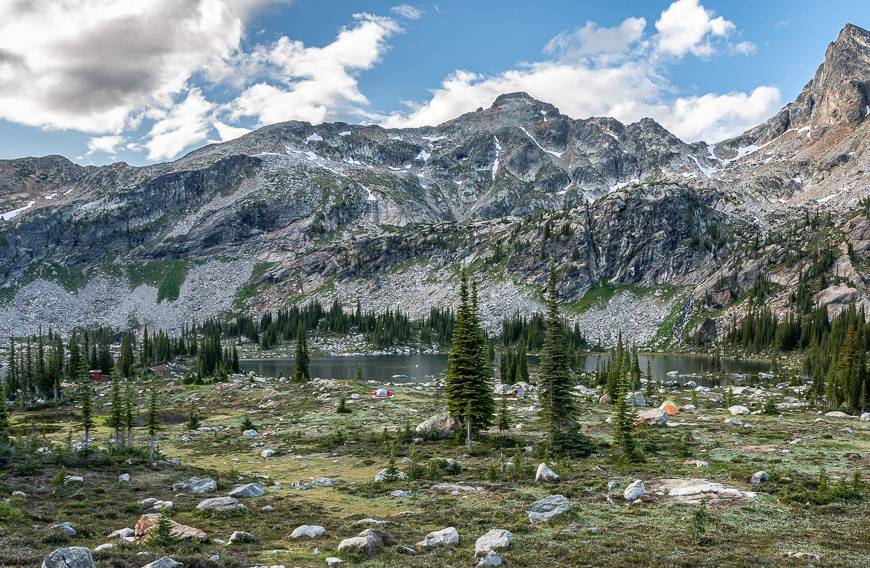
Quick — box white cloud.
[214,121,252,141]
[0,0,264,134]
[391,4,423,20]
[86,135,124,155]
[144,88,214,160]
[659,86,781,142]
[654,0,736,58]
[544,17,646,60]
[227,13,401,126]
[383,0,775,143]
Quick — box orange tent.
[659,400,680,415]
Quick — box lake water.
[240,352,773,385]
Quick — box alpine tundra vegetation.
[0,2,869,568]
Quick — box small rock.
[607,481,618,491]
[290,525,326,539]
[390,489,411,497]
[11,490,26,497]
[623,480,645,501]
[50,522,77,537]
[242,429,258,438]
[860,412,869,422]
[750,471,769,485]
[63,475,84,485]
[535,463,559,483]
[228,483,264,498]
[141,557,181,568]
[261,449,276,458]
[195,496,247,513]
[527,494,572,523]
[326,558,342,567]
[824,411,851,419]
[474,529,512,556]
[728,405,750,415]
[415,414,460,439]
[477,551,503,567]
[417,526,459,547]
[374,468,407,483]
[227,530,255,545]
[635,408,668,426]
[171,477,217,494]
[108,528,134,539]
[724,417,743,426]
[92,544,114,554]
[118,473,130,483]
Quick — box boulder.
[474,529,512,556]
[118,473,130,483]
[724,417,743,426]
[134,514,208,543]
[824,411,852,418]
[171,476,217,494]
[92,543,114,554]
[477,551,503,567]
[728,405,750,415]
[195,496,247,513]
[41,548,95,568]
[415,414,460,439]
[107,528,134,539]
[228,483,264,498]
[290,525,326,539]
[337,529,394,558]
[326,558,342,567]
[535,463,560,483]
[750,471,769,485]
[227,530,255,545]
[635,408,668,426]
[374,468,407,483]
[417,526,459,548]
[49,522,77,537]
[860,412,870,422]
[598,394,612,405]
[141,557,182,568]
[242,429,258,438]
[527,494,571,523]
[623,480,645,501]
[261,449,276,458]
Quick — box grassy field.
[1,371,868,567]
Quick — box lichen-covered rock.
[41,548,96,568]
[527,495,571,523]
[415,414,460,439]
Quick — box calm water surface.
[240,353,772,385]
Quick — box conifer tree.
[146,381,160,460]
[0,382,10,452]
[612,365,636,458]
[725,385,735,407]
[6,338,17,402]
[294,323,310,382]
[123,381,136,447]
[444,271,493,436]
[644,359,654,399]
[498,394,510,434]
[119,334,135,378]
[109,367,123,450]
[77,355,94,453]
[538,267,589,455]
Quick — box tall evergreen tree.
[119,334,135,378]
[123,382,136,447]
[77,355,94,453]
[0,381,10,452]
[538,267,589,455]
[109,368,123,450]
[6,338,17,401]
[444,271,493,437]
[146,381,160,460]
[612,363,637,458]
[294,323,310,382]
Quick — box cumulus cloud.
[391,4,423,20]
[227,13,401,126]
[144,88,214,160]
[86,135,124,156]
[544,17,646,61]
[0,0,257,133]
[383,0,776,143]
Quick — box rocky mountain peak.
[807,23,870,131]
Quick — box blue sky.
[0,0,865,166]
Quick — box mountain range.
[1,24,868,346]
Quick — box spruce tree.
[123,381,136,447]
[77,354,94,453]
[612,365,637,458]
[537,267,589,455]
[498,394,510,434]
[0,382,10,452]
[146,381,160,460]
[294,323,310,382]
[109,368,123,450]
[6,338,17,402]
[444,271,493,437]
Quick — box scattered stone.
[623,480,645,501]
[784,552,821,561]
[141,557,181,568]
[474,529,512,556]
[607,481,618,491]
[92,543,114,554]
[63,475,84,485]
[326,558,342,567]
[598,393,612,404]
[660,479,756,503]
[49,522,77,537]
[337,529,394,558]
[417,526,459,548]
[227,530,255,545]
[171,477,217,494]
[196,496,247,513]
[824,411,852,419]
[41,547,96,568]
[390,489,411,497]
[292,476,334,490]
[108,528,134,539]
[477,551,503,567]
[374,468,407,482]
[11,490,26,497]
[242,429,258,438]
[724,417,743,426]
[860,412,869,422]
[431,483,483,494]
[527,495,572,523]
[118,473,130,483]
[290,525,326,539]
[635,408,668,426]
[750,471,769,485]
[261,449,276,458]
[415,414,460,439]
[535,463,560,483]
[228,483,264,498]
[728,405,750,415]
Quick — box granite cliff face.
[0,25,868,344]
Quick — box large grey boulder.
[290,525,326,539]
[41,548,96,568]
[195,496,247,513]
[141,557,182,568]
[228,483,264,498]
[527,495,571,523]
[534,463,560,483]
[415,414,460,439]
[477,551,503,567]
[635,408,668,426]
[337,528,394,557]
[728,405,750,416]
[49,522,77,537]
[623,479,645,501]
[750,471,769,485]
